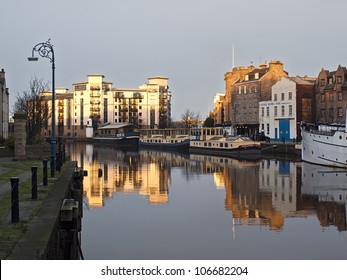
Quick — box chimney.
[269,60,284,73]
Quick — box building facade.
[42,75,171,138]
[259,76,315,141]
[0,69,9,139]
[221,61,288,137]
[315,65,347,124]
[212,93,225,126]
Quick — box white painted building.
[259,77,297,141]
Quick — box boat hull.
[301,128,347,168]
[93,136,139,150]
[189,140,261,160]
[139,139,190,152]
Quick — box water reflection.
[68,143,347,234]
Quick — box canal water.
[67,143,347,260]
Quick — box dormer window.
[255,73,259,79]
[328,77,333,84]
[245,74,249,81]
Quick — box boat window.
[220,143,223,148]
[208,142,211,147]
[225,143,228,148]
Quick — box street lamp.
[28,39,56,177]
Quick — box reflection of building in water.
[259,160,298,227]
[300,162,347,231]
[67,143,347,232]
[68,143,184,206]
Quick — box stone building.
[41,74,171,139]
[222,61,288,136]
[212,93,225,126]
[315,65,347,124]
[0,69,9,139]
[259,76,315,141]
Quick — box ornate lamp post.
[28,39,56,177]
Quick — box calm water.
[67,143,347,260]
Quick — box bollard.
[50,155,55,178]
[43,159,48,186]
[63,146,66,163]
[56,152,61,173]
[31,166,38,199]
[10,177,19,223]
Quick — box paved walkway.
[0,157,68,260]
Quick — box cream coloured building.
[42,74,171,138]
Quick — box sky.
[1,0,347,120]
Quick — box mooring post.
[43,159,48,186]
[31,166,38,200]
[50,155,55,178]
[10,177,19,223]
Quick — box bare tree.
[181,109,202,128]
[13,77,50,143]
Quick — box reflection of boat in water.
[93,123,140,150]
[139,128,190,152]
[301,162,347,203]
[301,117,347,168]
[189,127,261,159]
[301,162,347,231]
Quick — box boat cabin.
[95,123,140,138]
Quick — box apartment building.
[0,69,9,139]
[42,74,171,138]
[259,76,315,141]
[315,65,347,123]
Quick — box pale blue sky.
[2,0,346,119]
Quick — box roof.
[98,123,139,130]
[288,76,316,85]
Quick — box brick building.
[315,65,347,124]
[222,60,288,136]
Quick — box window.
[321,109,325,118]
[329,92,334,102]
[266,107,269,117]
[338,107,343,117]
[328,77,333,84]
[288,92,292,100]
[289,105,293,116]
[321,94,325,102]
[329,108,334,118]
[281,92,285,101]
[266,123,270,134]
[274,106,278,116]
[261,107,265,117]
[261,124,264,131]
[338,92,343,101]
[321,79,325,86]
[281,105,285,116]
[337,76,342,84]
[274,94,277,101]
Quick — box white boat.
[189,127,261,159]
[301,118,347,168]
[301,162,347,232]
[139,128,190,152]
